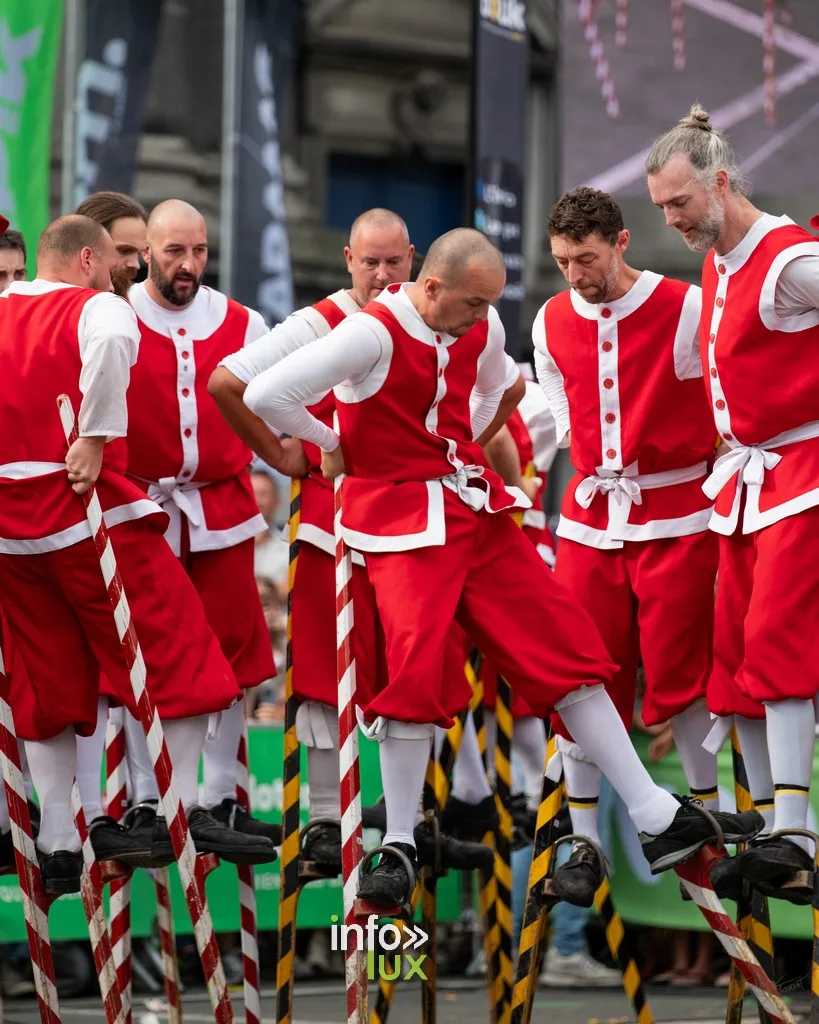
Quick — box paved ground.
[562,0,819,194]
[1,979,814,1024]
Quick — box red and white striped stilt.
[615,0,628,47]
[0,651,62,1024]
[105,708,133,1024]
[763,0,777,126]
[671,0,686,71]
[57,395,233,1024]
[576,0,620,119]
[236,728,261,1024]
[675,849,795,1023]
[71,787,126,1024]
[153,868,183,1024]
[333,445,368,1024]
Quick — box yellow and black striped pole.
[726,727,775,1024]
[593,878,653,1024]
[275,480,302,1024]
[494,676,514,1024]
[810,844,819,1023]
[511,733,562,1024]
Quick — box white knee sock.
[484,710,497,787]
[561,743,603,847]
[297,701,341,820]
[163,716,208,811]
[514,717,547,812]
[556,686,679,836]
[766,699,816,855]
[451,713,492,804]
[75,698,108,823]
[380,728,432,848]
[734,716,775,834]
[124,711,160,804]
[19,741,34,802]
[671,700,719,810]
[25,727,81,854]
[202,699,245,807]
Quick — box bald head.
[145,199,208,309]
[344,207,414,306]
[418,228,505,287]
[409,228,505,338]
[36,215,116,292]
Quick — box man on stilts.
[241,226,763,908]
[533,186,721,906]
[0,215,276,893]
[647,105,819,898]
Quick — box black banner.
[231,0,294,326]
[471,0,530,359]
[72,0,162,206]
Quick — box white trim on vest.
[374,285,460,347]
[759,242,819,333]
[341,480,446,552]
[129,283,229,338]
[0,498,160,554]
[334,313,394,404]
[705,271,735,443]
[568,269,663,322]
[294,521,366,566]
[673,285,704,381]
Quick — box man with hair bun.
[532,185,721,907]
[75,190,148,298]
[239,225,762,909]
[647,105,819,898]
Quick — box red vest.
[701,217,819,534]
[336,284,522,551]
[126,285,263,552]
[539,272,716,548]
[0,285,162,550]
[506,409,556,567]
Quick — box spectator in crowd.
[251,468,289,598]
[0,229,26,293]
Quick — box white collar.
[128,281,228,338]
[713,213,793,276]
[2,279,79,298]
[328,288,363,316]
[568,270,663,322]
[371,283,458,346]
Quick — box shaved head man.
[146,199,208,308]
[344,208,414,305]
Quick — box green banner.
[0,0,64,273]
[606,732,818,940]
[0,726,461,942]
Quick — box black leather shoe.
[38,849,83,895]
[0,828,14,873]
[741,836,813,887]
[209,798,282,844]
[415,820,494,872]
[302,821,342,870]
[123,803,175,867]
[186,806,278,865]
[440,795,499,842]
[357,842,417,909]
[551,844,604,907]
[88,816,154,866]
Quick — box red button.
[601,308,612,319]
[605,412,616,424]
[178,328,186,336]
[718,264,726,275]
[715,399,726,410]
[724,433,733,441]
[710,368,717,378]
[716,297,724,308]
[438,369,444,377]
[181,388,190,397]
[603,378,614,389]
[601,341,613,352]
[606,448,616,459]
[181,470,191,478]
[709,333,715,343]
[448,453,455,463]
[184,428,192,438]
[181,350,190,359]
[435,335,442,344]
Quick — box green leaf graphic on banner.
[0,0,64,274]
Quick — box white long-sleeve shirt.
[243,285,512,452]
[2,279,140,439]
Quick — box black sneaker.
[186,806,277,865]
[88,815,154,867]
[302,821,342,870]
[551,844,604,907]
[440,795,499,842]
[38,849,83,895]
[640,796,757,874]
[357,842,417,909]
[414,820,494,872]
[741,836,814,887]
[209,798,282,844]
[123,803,175,867]
[709,807,766,845]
